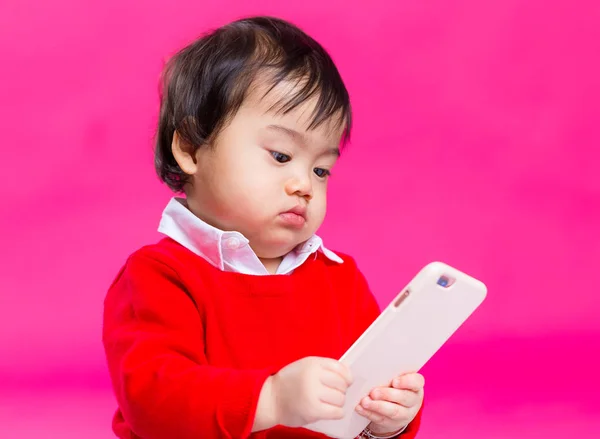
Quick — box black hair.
[154,15,352,192]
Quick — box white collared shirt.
[157,197,343,275]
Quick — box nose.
[285,172,313,200]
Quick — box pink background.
[1,0,599,437]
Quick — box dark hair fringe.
[154,16,352,192]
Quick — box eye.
[313,168,331,178]
[270,151,291,163]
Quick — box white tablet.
[304,261,487,439]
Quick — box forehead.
[238,75,347,145]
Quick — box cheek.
[220,164,277,211]
[309,189,328,223]
[230,163,276,199]
[213,149,262,190]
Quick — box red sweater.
[102,237,422,439]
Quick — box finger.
[355,404,386,424]
[370,387,420,408]
[319,386,346,407]
[392,373,425,392]
[360,396,408,422]
[321,369,350,393]
[318,401,345,420]
[320,359,353,385]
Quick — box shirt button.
[226,237,241,249]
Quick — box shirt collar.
[157,197,343,275]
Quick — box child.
[102,16,424,439]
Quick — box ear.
[171,131,198,175]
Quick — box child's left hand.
[355,372,424,436]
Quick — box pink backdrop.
[1,0,599,437]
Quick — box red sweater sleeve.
[102,250,271,439]
[350,259,424,439]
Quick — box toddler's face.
[182,79,345,262]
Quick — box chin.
[256,233,309,259]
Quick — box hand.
[356,373,424,436]
[254,356,353,430]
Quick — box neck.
[259,257,283,274]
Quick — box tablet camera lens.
[437,275,450,287]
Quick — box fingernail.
[393,378,400,387]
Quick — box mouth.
[279,205,307,227]
[284,205,307,218]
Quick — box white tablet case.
[304,261,487,438]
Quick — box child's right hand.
[274,356,354,427]
[254,356,353,431]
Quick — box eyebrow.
[266,124,340,157]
